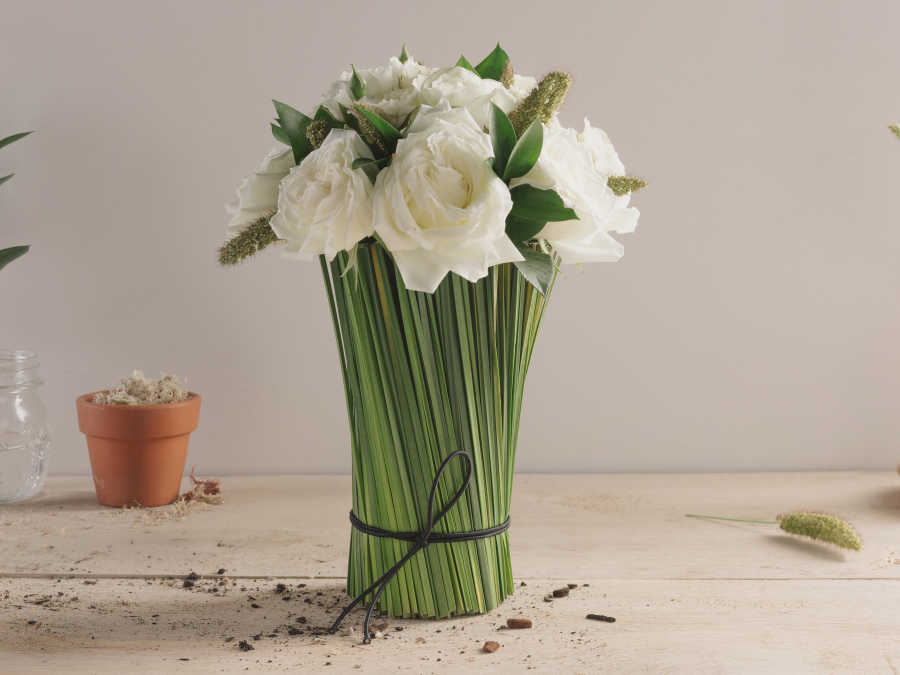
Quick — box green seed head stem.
[218,214,280,266]
[607,176,648,196]
[508,71,572,137]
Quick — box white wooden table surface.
[1,472,898,673]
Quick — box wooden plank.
[1,473,898,580]
[1,576,897,673]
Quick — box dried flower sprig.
[607,176,648,196]
[685,511,862,551]
[507,71,571,137]
[218,214,280,266]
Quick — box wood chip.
[552,587,570,598]
[506,618,532,629]
[482,640,501,653]
[586,614,616,623]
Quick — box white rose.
[373,106,522,293]
[419,66,518,128]
[270,129,375,260]
[322,56,434,128]
[511,119,639,264]
[507,73,537,104]
[225,146,293,235]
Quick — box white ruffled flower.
[418,66,519,128]
[322,56,435,128]
[511,118,639,264]
[225,146,294,235]
[270,129,375,260]
[373,106,522,293]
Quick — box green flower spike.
[607,176,648,196]
[890,124,900,140]
[685,511,862,552]
[352,105,389,155]
[508,71,571,137]
[777,511,862,551]
[500,60,515,89]
[218,215,280,266]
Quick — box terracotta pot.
[76,393,202,507]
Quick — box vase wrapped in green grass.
[321,243,552,618]
[219,44,645,630]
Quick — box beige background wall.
[2,0,899,475]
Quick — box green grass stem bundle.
[322,242,554,618]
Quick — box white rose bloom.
[507,73,537,103]
[373,106,522,293]
[511,118,639,264]
[322,56,434,128]
[270,129,375,260]
[419,66,518,128]
[225,146,294,235]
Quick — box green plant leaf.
[314,105,341,127]
[503,120,543,181]
[509,184,577,222]
[505,185,577,242]
[399,44,409,63]
[475,43,509,81]
[0,173,13,187]
[271,123,290,146]
[350,65,366,100]
[512,245,554,295]
[354,106,402,146]
[272,100,312,163]
[398,106,421,132]
[455,55,477,74]
[0,245,30,272]
[505,214,546,243]
[338,103,361,134]
[351,156,391,170]
[0,131,32,151]
[489,104,516,177]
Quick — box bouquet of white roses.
[220,44,644,632]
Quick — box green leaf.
[351,156,391,170]
[505,185,577,242]
[272,100,312,163]
[314,105,341,127]
[475,43,509,81]
[489,104,516,177]
[399,44,409,63]
[503,120,543,182]
[0,245,30,272]
[271,123,290,146]
[350,65,366,100]
[0,173,13,187]
[0,131,32,151]
[505,214,546,243]
[338,103,361,134]
[355,106,402,146]
[398,106,421,132]
[512,245,555,295]
[455,55,477,74]
[509,184,577,222]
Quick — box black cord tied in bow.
[328,450,511,644]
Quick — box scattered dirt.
[506,618,532,629]
[586,614,616,623]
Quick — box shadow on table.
[762,534,847,562]
[0,486,103,513]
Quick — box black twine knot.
[328,450,510,644]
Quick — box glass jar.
[0,350,50,503]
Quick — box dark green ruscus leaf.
[350,65,366,100]
[503,120,543,182]
[0,245,30,272]
[475,43,509,81]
